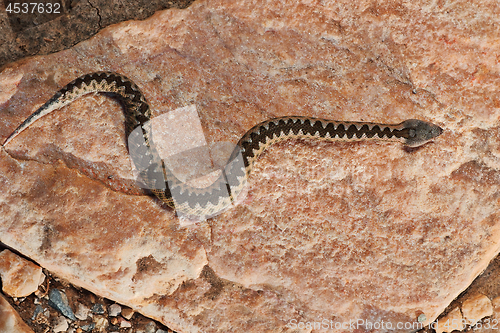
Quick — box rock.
[120,308,134,320]
[14,297,25,303]
[81,323,95,332]
[119,318,132,328]
[108,303,121,317]
[0,250,43,297]
[91,303,106,314]
[0,293,35,333]
[48,289,77,321]
[435,307,464,333]
[461,294,493,326]
[52,315,69,333]
[1,0,500,332]
[145,321,157,333]
[31,304,44,320]
[94,316,109,332]
[38,272,46,288]
[75,302,90,320]
[493,296,500,310]
[472,296,500,332]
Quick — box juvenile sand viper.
[2,72,443,217]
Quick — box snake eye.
[409,129,416,138]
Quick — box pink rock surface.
[0,0,499,332]
[0,293,35,333]
[0,250,43,297]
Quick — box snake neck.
[236,117,411,171]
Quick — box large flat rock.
[1,0,499,332]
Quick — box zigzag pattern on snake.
[2,72,443,218]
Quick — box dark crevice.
[0,0,197,69]
[2,145,146,197]
[86,0,102,29]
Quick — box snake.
[2,72,443,218]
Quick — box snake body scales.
[2,72,443,217]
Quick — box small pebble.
[120,318,132,328]
[121,307,134,320]
[109,303,121,316]
[81,323,96,332]
[110,317,119,325]
[91,303,106,314]
[94,316,109,330]
[156,330,169,333]
[75,302,90,320]
[145,321,157,333]
[32,304,44,320]
[48,289,77,320]
[53,315,69,333]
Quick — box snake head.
[401,119,443,147]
